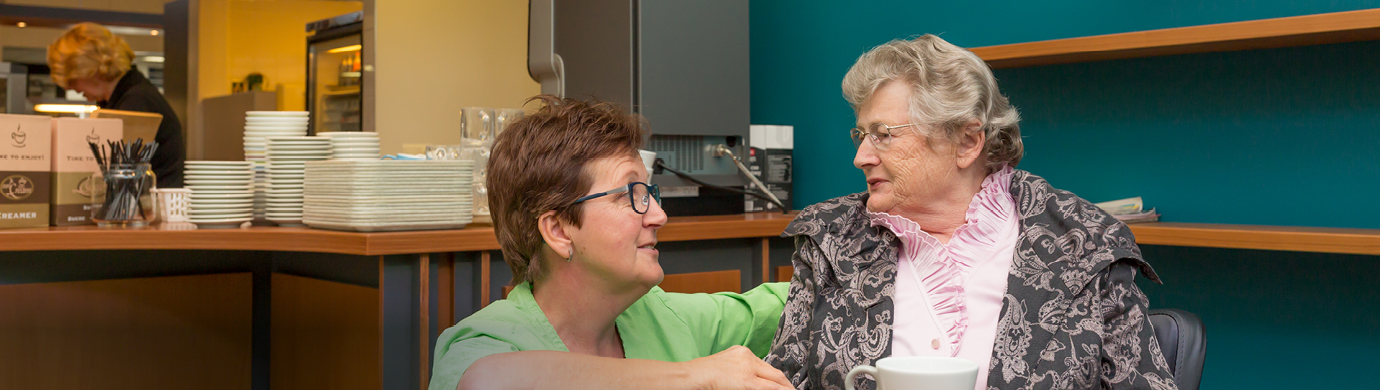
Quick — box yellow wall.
[372,0,540,155]
[199,0,362,111]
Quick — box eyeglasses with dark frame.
[850,122,918,150]
[569,182,662,214]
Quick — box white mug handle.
[845,365,878,390]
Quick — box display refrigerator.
[305,11,363,134]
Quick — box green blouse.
[428,281,790,390]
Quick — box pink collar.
[865,165,1018,355]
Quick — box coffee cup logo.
[11,124,26,148]
[1,174,34,201]
[74,175,105,198]
[87,127,102,144]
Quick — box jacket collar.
[783,169,1160,295]
[100,69,144,108]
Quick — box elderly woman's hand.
[685,346,793,390]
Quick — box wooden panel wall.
[0,273,253,390]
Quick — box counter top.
[0,212,800,256]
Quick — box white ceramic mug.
[844,356,979,390]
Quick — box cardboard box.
[51,118,123,226]
[0,114,53,228]
[91,108,160,144]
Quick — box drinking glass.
[461,107,495,143]
[91,163,157,227]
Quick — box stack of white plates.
[244,111,309,166]
[302,160,473,232]
[265,136,331,226]
[245,111,308,221]
[320,131,381,160]
[184,161,254,228]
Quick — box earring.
[567,248,573,262]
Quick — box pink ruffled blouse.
[867,166,1019,390]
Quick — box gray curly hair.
[842,34,1023,169]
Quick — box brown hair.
[47,23,135,88]
[488,95,646,285]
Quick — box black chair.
[1148,309,1206,390]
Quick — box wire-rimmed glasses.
[850,123,918,150]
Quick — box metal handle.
[528,0,564,97]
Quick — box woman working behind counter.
[48,22,185,188]
[429,96,792,390]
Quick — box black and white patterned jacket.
[766,169,1178,390]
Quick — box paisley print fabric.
[765,170,1177,390]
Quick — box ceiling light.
[142,56,165,63]
[16,22,26,28]
[326,44,362,54]
[151,30,160,36]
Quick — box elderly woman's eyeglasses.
[570,182,662,214]
[850,123,918,150]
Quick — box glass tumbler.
[91,163,157,227]
[461,107,495,143]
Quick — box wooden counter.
[0,212,799,256]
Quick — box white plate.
[190,214,253,220]
[189,210,253,217]
[331,147,380,152]
[185,172,253,178]
[245,117,307,122]
[245,127,308,133]
[263,138,328,143]
[189,203,252,210]
[246,111,308,117]
[187,184,253,190]
[266,150,331,155]
[186,161,253,167]
[244,128,306,132]
[265,147,329,152]
[185,179,253,186]
[188,192,254,199]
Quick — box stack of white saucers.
[244,111,308,167]
[302,160,473,232]
[264,136,331,226]
[320,131,381,160]
[245,111,308,221]
[184,161,255,228]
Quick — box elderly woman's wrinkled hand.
[685,346,793,390]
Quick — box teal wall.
[750,1,1380,389]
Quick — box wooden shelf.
[970,8,1380,68]
[0,212,797,256]
[1128,222,1380,255]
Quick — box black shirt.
[98,69,186,188]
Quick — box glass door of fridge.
[308,35,362,133]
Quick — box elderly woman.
[48,22,185,188]
[765,35,1176,390]
[429,96,793,390]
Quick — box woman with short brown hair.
[429,95,792,390]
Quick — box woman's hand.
[684,346,793,390]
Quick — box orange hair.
[46,23,134,88]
